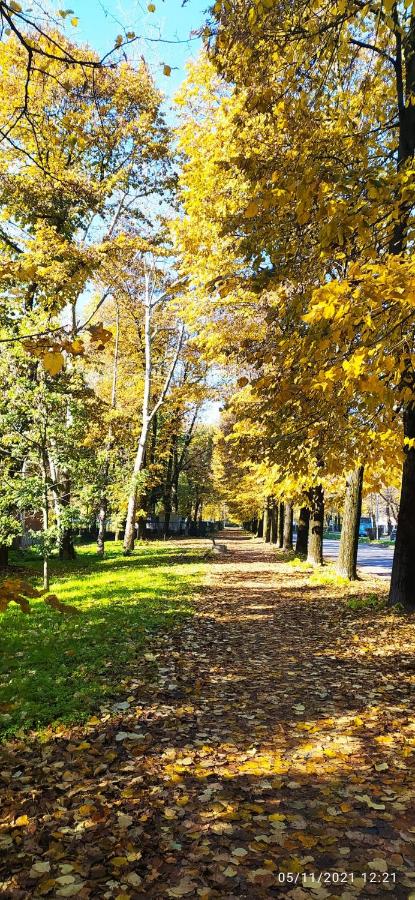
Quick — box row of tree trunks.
[261,466,365,580]
[262,498,295,549]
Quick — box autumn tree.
[0,26,173,557]
[202,1,415,604]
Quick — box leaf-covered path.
[2,531,415,898]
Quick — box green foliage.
[0,541,205,738]
[347,594,385,611]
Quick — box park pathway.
[2,531,415,898]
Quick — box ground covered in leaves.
[1,531,415,898]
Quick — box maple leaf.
[42,351,65,376]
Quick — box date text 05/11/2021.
[275,872,397,885]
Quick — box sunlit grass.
[0,540,205,738]
[309,565,350,587]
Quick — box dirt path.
[2,531,415,898]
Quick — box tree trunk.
[172,466,179,514]
[388,25,415,604]
[263,497,271,543]
[277,502,284,548]
[124,280,152,555]
[59,474,75,560]
[307,485,324,565]
[97,304,119,557]
[194,499,200,524]
[60,528,75,560]
[334,512,341,531]
[270,501,278,543]
[97,491,107,556]
[41,450,50,590]
[256,516,263,538]
[123,447,144,554]
[47,452,61,531]
[0,546,9,568]
[389,406,415,607]
[163,434,176,538]
[336,466,364,580]
[123,277,184,555]
[296,506,310,556]
[283,500,293,550]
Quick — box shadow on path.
[1,530,414,898]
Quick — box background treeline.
[173,0,415,608]
[0,15,220,587]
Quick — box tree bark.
[388,20,415,605]
[59,474,75,560]
[263,497,272,542]
[163,435,176,538]
[97,489,108,556]
[277,502,284,548]
[41,451,50,590]
[270,500,278,543]
[47,452,61,532]
[172,444,179,514]
[0,546,9,568]
[336,466,364,580]
[307,485,324,565]
[389,406,415,607]
[296,506,310,556]
[283,500,293,550]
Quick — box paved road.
[324,538,394,578]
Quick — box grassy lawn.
[0,540,205,739]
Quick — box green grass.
[0,541,205,739]
[347,593,385,611]
[309,565,351,587]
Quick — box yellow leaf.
[164,807,177,819]
[70,338,84,355]
[244,201,259,218]
[163,64,172,76]
[15,815,29,826]
[42,351,65,376]
[148,3,156,10]
[78,804,95,816]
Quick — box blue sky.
[62,0,207,103]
